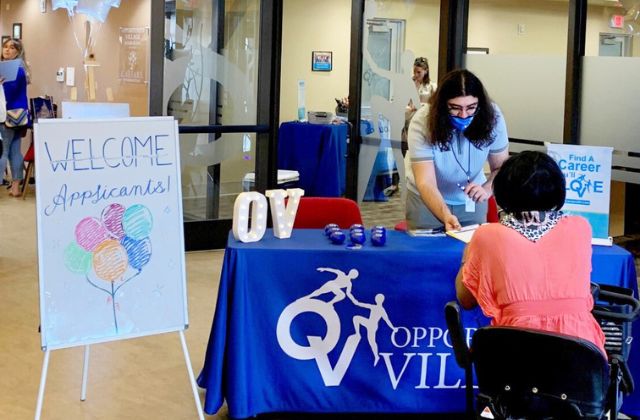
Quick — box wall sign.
[547,143,613,242]
[311,51,332,72]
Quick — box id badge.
[465,195,476,213]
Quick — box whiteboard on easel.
[34,117,187,351]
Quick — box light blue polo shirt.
[405,103,508,205]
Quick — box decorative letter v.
[309,334,360,386]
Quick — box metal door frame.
[149,0,282,250]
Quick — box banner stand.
[546,143,614,246]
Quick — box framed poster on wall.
[311,51,332,72]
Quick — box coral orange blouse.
[462,216,606,356]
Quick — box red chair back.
[23,142,34,162]
[487,195,499,223]
[394,220,408,231]
[293,197,363,229]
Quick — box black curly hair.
[493,151,566,215]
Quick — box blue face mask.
[449,114,474,132]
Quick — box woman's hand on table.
[444,214,461,231]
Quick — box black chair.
[445,283,640,420]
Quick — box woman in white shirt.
[412,57,437,104]
[402,57,437,157]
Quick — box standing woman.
[405,69,509,231]
[402,57,437,157]
[412,57,437,105]
[0,38,30,197]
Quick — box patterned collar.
[500,210,565,242]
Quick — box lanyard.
[451,132,471,183]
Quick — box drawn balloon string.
[64,203,153,333]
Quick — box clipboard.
[0,59,21,82]
[446,224,481,243]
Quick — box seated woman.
[455,151,606,356]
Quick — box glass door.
[157,0,273,249]
[355,0,440,225]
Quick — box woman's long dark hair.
[427,69,496,149]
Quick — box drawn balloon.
[101,203,126,239]
[65,203,153,334]
[92,239,128,282]
[75,217,110,251]
[122,204,153,240]
[121,236,152,271]
[64,242,92,275]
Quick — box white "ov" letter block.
[232,192,268,242]
[266,188,305,239]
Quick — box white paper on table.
[446,224,480,243]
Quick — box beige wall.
[586,3,640,57]
[280,0,440,123]
[280,0,351,122]
[468,0,569,55]
[469,0,636,57]
[0,0,150,116]
[370,0,440,77]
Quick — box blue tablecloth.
[278,121,348,197]
[197,230,639,418]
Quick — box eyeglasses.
[447,102,479,117]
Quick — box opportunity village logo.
[276,267,478,389]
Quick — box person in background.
[0,37,30,197]
[405,69,509,230]
[412,56,437,106]
[455,151,606,356]
[401,57,437,158]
